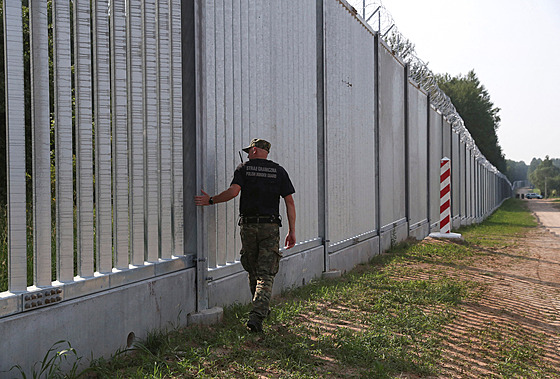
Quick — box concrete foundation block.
[329,237,380,274]
[409,222,430,240]
[208,270,252,308]
[322,270,342,279]
[187,307,224,326]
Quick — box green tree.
[529,156,560,198]
[527,158,542,181]
[505,159,528,182]
[437,70,506,173]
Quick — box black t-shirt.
[231,159,295,216]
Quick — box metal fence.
[196,0,511,269]
[0,0,512,369]
[1,0,184,315]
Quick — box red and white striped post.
[439,157,451,233]
[429,157,462,239]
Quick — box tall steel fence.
[1,0,184,316]
[0,0,511,364]
[197,0,511,271]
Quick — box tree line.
[507,157,560,197]
[437,70,559,197]
[436,70,506,173]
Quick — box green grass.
[465,321,551,378]
[461,199,537,239]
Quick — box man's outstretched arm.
[194,184,241,206]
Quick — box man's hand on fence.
[194,189,211,206]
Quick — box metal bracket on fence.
[22,288,63,311]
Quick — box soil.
[435,199,560,377]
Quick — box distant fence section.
[0,0,511,373]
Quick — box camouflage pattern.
[239,223,281,323]
[242,138,271,153]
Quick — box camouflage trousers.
[239,223,281,323]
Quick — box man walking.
[195,138,296,332]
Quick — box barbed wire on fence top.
[344,0,502,176]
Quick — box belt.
[239,214,282,226]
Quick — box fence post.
[316,0,329,273]
[439,157,451,233]
[189,0,209,312]
[429,157,462,239]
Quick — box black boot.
[246,318,263,333]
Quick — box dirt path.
[438,199,560,377]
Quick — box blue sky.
[349,0,560,163]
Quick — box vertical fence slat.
[224,0,235,264]
[205,0,217,268]
[111,0,129,269]
[4,1,27,292]
[214,0,226,266]
[30,0,52,287]
[93,0,113,273]
[74,0,94,277]
[231,0,242,262]
[128,0,146,265]
[144,0,160,262]
[237,0,249,260]
[158,0,173,259]
[53,0,75,282]
[171,0,184,256]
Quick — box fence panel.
[407,81,429,231]
[451,130,461,224]
[428,107,443,230]
[378,41,406,231]
[201,0,319,268]
[467,149,474,220]
[324,0,377,250]
[459,139,468,223]
[442,119,451,159]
